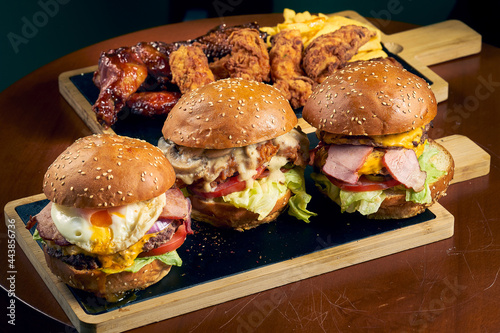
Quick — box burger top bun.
[302,59,437,136]
[43,134,175,208]
[162,78,298,149]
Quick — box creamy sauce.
[158,129,306,192]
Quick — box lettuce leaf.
[101,250,183,274]
[222,167,316,222]
[311,173,385,215]
[405,142,447,204]
[285,168,317,222]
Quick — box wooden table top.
[1,13,499,332]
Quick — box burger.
[302,59,454,219]
[28,134,192,302]
[158,78,315,231]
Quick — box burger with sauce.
[158,78,315,231]
[28,134,192,301]
[302,59,454,219]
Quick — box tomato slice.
[138,224,187,257]
[327,174,401,192]
[189,166,267,198]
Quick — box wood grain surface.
[1,12,499,333]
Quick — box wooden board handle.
[383,20,482,66]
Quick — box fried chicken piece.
[302,25,376,83]
[126,91,181,117]
[269,29,314,109]
[92,47,148,127]
[209,28,270,82]
[169,44,215,94]
[194,22,266,61]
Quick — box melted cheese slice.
[57,232,156,272]
[357,127,426,175]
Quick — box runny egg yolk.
[90,210,113,227]
[89,210,115,253]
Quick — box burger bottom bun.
[190,189,292,231]
[44,250,171,302]
[369,139,455,219]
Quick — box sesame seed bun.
[302,59,437,136]
[161,78,297,149]
[43,134,175,208]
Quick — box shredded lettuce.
[101,250,183,274]
[222,167,316,222]
[311,173,385,215]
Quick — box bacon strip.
[383,148,427,192]
[322,145,374,184]
[161,188,193,234]
[34,202,71,246]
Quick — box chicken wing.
[269,29,314,109]
[126,91,181,117]
[92,47,148,127]
[169,43,215,94]
[302,25,376,83]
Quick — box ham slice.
[383,148,427,192]
[322,145,374,184]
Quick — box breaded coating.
[269,29,314,109]
[209,28,270,82]
[302,25,376,83]
[169,43,215,94]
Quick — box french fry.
[262,9,387,59]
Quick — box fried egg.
[51,193,167,254]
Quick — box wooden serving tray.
[4,134,490,333]
[58,10,481,138]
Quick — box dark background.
[0,0,497,93]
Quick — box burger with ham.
[28,134,192,302]
[158,78,315,231]
[303,59,454,219]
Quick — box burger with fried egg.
[302,59,454,219]
[28,134,192,302]
[158,78,315,231]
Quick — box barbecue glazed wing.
[169,44,215,94]
[269,29,314,109]
[92,47,148,127]
[126,91,181,117]
[133,42,173,88]
[302,25,376,83]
